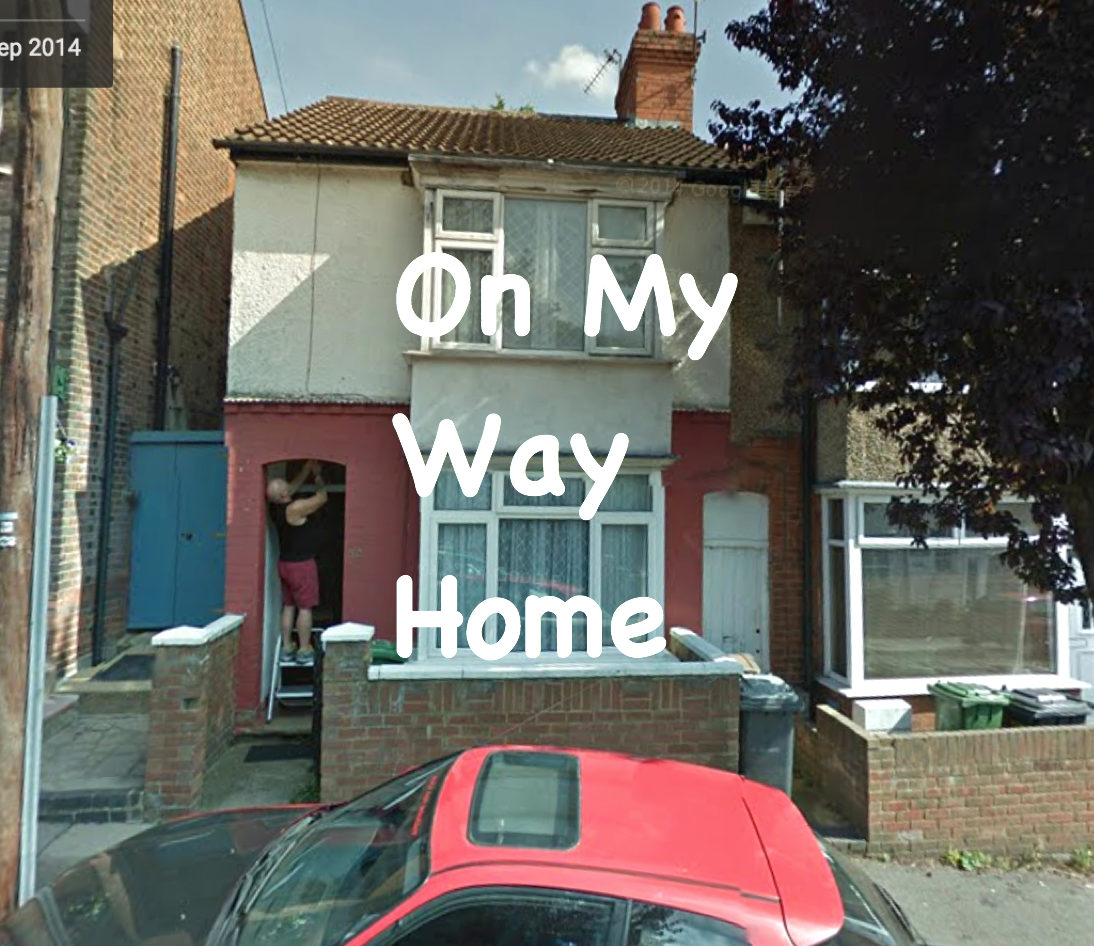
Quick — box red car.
[0,746,921,946]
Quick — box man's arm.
[287,468,328,521]
[287,459,317,496]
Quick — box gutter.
[801,393,817,696]
[152,44,182,431]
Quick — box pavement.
[854,857,1094,946]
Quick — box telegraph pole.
[0,1,65,918]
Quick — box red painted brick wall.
[146,627,240,815]
[224,403,421,721]
[42,0,266,677]
[799,705,1094,855]
[664,411,804,683]
[320,640,741,803]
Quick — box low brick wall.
[798,705,1094,855]
[320,629,741,803]
[145,616,243,816]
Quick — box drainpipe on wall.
[90,267,129,666]
[152,44,182,431]
[801,392,817,698]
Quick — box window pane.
[437,524,487,650]
[596,254,649,350]
[499,519,589,653]
[601,474,653,511]
[628,902,750,946]
[503,477,584,507]
[862,501,950,539]
[601,525,650,648]
[829,545,848,677]
[828,498,845,541]
[861,547,1054,679]
[441,196,493,233]
[434,470,491,510]
[503,198,588,352]
[394,898,613,946]
[438,247,492,344]
[599,204,648,242]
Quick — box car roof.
[427,746,843,946]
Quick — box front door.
[701,492,770,670]
[1068,556,1094,693]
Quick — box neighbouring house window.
[823,493,1060,685]
[430,190,659,356]
[422,469,663,658]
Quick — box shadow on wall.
[47,199,235,679]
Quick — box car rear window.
[468,750,580,850]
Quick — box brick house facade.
[0,0,266,682]
[216,3,803,744]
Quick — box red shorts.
[278,559,319,609]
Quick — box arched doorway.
[702,491,770,669]
[262,459,346,708]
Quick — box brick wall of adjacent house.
[41,0,265,678]
[145,625,240,816]
[320,640,741,803]
[797,705,1094,855]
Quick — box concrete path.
[41,714,148,793]
[856,858,1094,946]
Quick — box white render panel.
[227,163,422,401]
[408,356,674,455]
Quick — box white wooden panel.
[703,545,768,669]
[703,491,768,546]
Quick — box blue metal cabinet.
[127,432,228,630]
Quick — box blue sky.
[239,1,789,139]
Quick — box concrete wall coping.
[367,655,743,681]
[669,627,746,672]
[321,623,376,644]
[152,613,245,648]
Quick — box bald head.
[266,478,291,504]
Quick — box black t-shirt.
[270,501,323,562]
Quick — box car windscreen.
[231,756,454,946]
[822,851,906,946]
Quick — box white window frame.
[416,468,665,661]
[422,188,662,358]
[819,485,1080,697]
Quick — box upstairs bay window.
[429,190,661,356]
[823,492,1067,691]
[420,469,664,659]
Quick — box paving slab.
[40,713,148,793]
[199,740,316,811]
[855,858,1094,946]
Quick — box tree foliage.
[711,1,1094,603]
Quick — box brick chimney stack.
[615,3,700,130]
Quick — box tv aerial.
[584,48,623,95]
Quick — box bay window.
[823,491,1069,691]
[428,190,661,356]
[420,469,664,658]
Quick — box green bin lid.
[929,681,1008,705]
[371,639,407,664]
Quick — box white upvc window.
[821,488,1074,695]
[425,188,662,357]
[417,468,665,659]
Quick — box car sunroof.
[468,751,580,850]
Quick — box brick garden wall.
[798,705,1094,855]
[35,0,266,678]
[320,640,741,803]
[145,620,241,816]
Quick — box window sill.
[405,349,676,369]
[816,674,1091,699]
[368,650,741,681]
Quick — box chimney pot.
[639,3,662,31]
[665,5,686,32]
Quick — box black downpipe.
[800,394,818,699]
[152,44,182,430]
[91,270,129,666]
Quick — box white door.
[702,492,770,669]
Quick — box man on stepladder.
[266,459,328,663]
